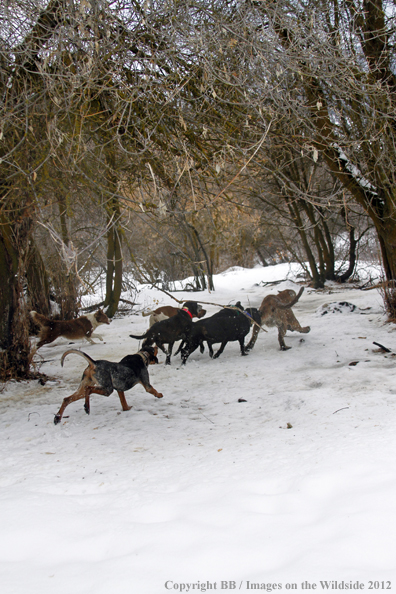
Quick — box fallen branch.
[258,279,288,287]
[333,407,349,414]
[132,257,268,333]
[82,298,137,313]
[373,341,392,353]
[362,280,396,291]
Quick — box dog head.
[141,345,159,365]
[277,289,297,302]
[94,309,111,325]
[245,307,261,326]
[182,301,205,318]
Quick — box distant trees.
[0,0,213,375]
[216,0,396,278]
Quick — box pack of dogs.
[29,289,310,425]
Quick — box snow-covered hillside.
[1,263,395,594]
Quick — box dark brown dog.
[130,300,205,365]
[142,304,206,327]
[30,309,110,349]
[54,345,162,424]
[179,302,262,364]
[246,288,310,351]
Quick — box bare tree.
[2,0,392,378]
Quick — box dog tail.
[277,287,304,309]
[30,311,50,327]
[129,332,148,340]
[61,349,95,367]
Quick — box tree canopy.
[1,0,395,378]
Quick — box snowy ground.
[1,263,396,594]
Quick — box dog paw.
[54,415,61,425]
[155,392,164,399]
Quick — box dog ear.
[148,347,159,364]
[146,345,159,364]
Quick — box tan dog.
[142,303,206,327]
[30,309,110,349]
[246,288,310,351]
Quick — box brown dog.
[142,303,206,327]
[54,345,162,424]
[131,301,205,365]
[30,309,110,349]
[246,288,310,351]
[142,305,181,327]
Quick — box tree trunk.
[301,201,335,282]
[104,224,123,318]
[26,240,51,316]
[0,213,32,380]
[338,225,357,283]
[286,198,324,288]
[268,1,396,281]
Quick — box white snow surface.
[1,263,396,593]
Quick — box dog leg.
[54,384,91,424]
[213,341,227,359]
[238,337,248,356]
[180,347,189,365]
[82,386,110,416]
[180,337,202,364]
[288,323,310,334]
[140,382,164,399]
[165,342,174,365]
[278,325,291,350]
[55,385,110,424]
[245,324,260,351]
[207,342,215,358]
[156,342,167,356]
[117,390,132,411]
[173,341,185,356]
[90,333,103,341]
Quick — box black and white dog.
[54,346,162,424]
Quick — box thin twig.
[333,407,349,414]
[210,122,272,204]
[200,412,215,424]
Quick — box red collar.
[182,308,193,319]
